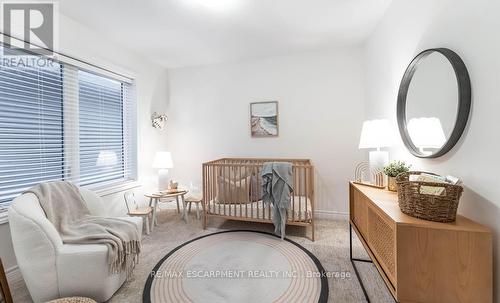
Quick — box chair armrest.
[56,243,121,299]
[115,216,143,240]
[56,216,143,284]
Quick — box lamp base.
[368,150,389,170]
[158,168,169,191]
[369,150,389,184]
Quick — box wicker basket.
[396,171,463,222]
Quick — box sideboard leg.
[349,223,399,302]
[350,223,372,303]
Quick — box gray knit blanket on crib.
[261,162,294,239]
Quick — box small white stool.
[185,195,203,219]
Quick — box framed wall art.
[250,101,278,137]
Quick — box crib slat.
[212,165,215,211]
[205,164,208,211]
[206,165,210,216]
[233,166,238,217]
[299,167,302,222]
[263,166,267,220]
[267,168,271,220]
[233,166,237,217]
[233,166,235,217]
[229,166,232,217]
[214,168,224,214]
[245,167,249,217]
[211,165,214,215]
[262,165,265,220]
[205,165,208,213]
[209,165,213,215]
[310,167,314,222]
[240,165,243,218]
[214,166,217,215]
[256,166,260,220]
[225,165,228,216]
[305,167,308,222]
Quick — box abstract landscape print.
[250,101,278,137]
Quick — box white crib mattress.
[207,196,312,222]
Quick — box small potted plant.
[383,161,411,192]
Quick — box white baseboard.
[6,265,22,283]
[315,210,348,220]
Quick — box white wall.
[364,0,500,301]
[0,14,169,272]
[165,47,365,215]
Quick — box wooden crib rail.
[205,158,312,166]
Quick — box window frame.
[0,38,139,221]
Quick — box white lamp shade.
[407,117,446,148]
[359,119,395,149]
[96,150,118,167]
[152,151,174,169]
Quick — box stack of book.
[409,173,461,195]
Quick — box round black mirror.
[397,48,471,158]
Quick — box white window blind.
[0,42,137,206]
[79,70,125,186]
[0,47,64,204]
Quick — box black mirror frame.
[397,48,471,158]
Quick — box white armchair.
[8,187,142,303]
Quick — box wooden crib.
[202,158,315,241]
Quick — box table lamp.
[152,151,173,191]
[359,119,395,173]
[407,117,446,155]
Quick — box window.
[79,71,125,186]
[0,43,137,207]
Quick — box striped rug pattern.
[143,231,328,303]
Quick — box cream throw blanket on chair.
[27,181,141,277]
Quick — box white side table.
[145,190,189,231]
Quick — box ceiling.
[59,0,392,68]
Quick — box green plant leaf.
[382,161,411,177]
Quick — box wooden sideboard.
[349,182,492,303]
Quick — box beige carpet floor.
[9,209,394,303]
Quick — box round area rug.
[143,230,328,303]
